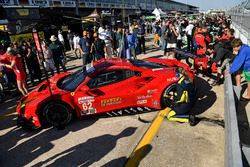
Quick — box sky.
[174,0,245,11]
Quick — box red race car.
[16,58,195,129]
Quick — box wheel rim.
[162,84,177,107]
[45,103,71,126]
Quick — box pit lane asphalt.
[0,40,225,167]
[0,50,157,167]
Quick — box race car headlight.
[19,98,37,109]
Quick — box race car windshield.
[57,69,87,91]
[129,59,167,69]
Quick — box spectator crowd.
[0,13,250,102]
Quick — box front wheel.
[161,83,177,108]
[42,101,73,127]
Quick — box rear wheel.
[42,101,73,127]
[161,83,177,108]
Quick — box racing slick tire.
[42,101,73,127]
[161,83,177,108]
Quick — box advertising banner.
[9,31,44,45]
[31,0,50,7]
[32,31,42,53]
[61,1,76,7]
[5,8,40,20]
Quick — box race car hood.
[19,72,71,105]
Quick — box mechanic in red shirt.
[0,48,17,86]
[0,47,28,96]
[214,27,234,42]
[195,25,209,55]
[193,25,211,74]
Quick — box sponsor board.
[10,32,44,45]
[101,97,122,106]
[31,0,49,7]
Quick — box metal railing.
[227,0,250,44]
[224,65,243,167]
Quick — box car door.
[73,69,141,116]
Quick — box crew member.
[195,25,207,55]
[166,67,196,125]
[0,47,28,96]
[194,25,210,74]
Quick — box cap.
[50,35,57,42]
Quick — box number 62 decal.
[82,102,93,111]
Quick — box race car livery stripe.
[125,107,171,167]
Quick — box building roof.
[169,0,199,9]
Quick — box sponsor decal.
[137,99,147,105]
[78,96,96,114]
[82,102,93,111]
[137,95,152,100]
[80,109,96,115]
[152,100,159,107]
[78,96,94,104]
[101,97,122,106]
[166,77,178,82]
[147,89,158,94]
[152,68,163,71]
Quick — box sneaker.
[189,115,197,126]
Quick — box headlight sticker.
[19,98,37,109]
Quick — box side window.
[87,70,140,88]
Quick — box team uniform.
[167,75,195,123]
[7,55,26,81]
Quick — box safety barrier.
[224,65,243,167]
[227,0,250,44]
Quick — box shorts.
[154,34,159,41]
[243,71,250,82]
[15,71,26,81]
[167,43,177,49]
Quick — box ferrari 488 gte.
[16,58,194,128]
